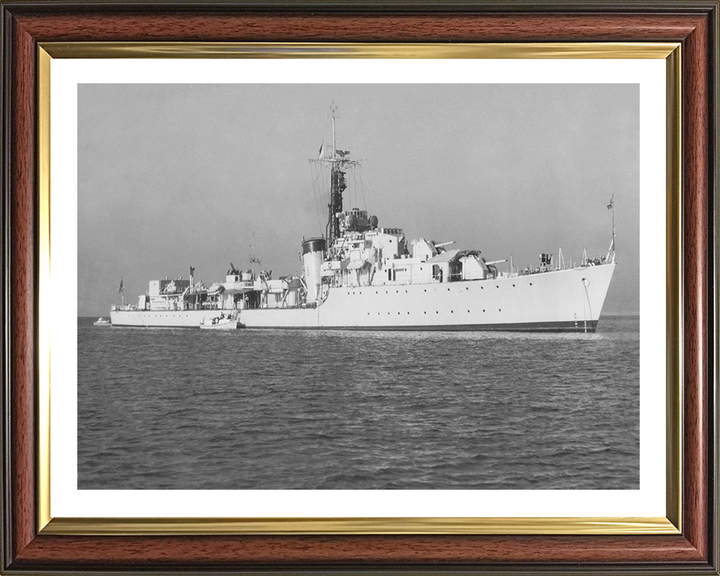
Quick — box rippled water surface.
[78,317,639,489]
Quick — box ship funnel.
[302,238,326,303]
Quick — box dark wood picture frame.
[1,1,718,574]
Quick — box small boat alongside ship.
[93,317,111,327]
[200,313,239,330]
[109,110,616,333]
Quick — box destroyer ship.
[110,112,616,332]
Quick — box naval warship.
[110,112,616,332]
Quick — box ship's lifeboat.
[206,282,225,296]
[200,313,238,330]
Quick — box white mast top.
[330,103,337,161]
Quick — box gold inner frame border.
[36,41,682,536]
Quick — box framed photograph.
[1,1,717,574]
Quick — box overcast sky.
[78,83,639,316]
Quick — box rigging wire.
[358,165,368,213]
[308,161,324,236]
[320,163,331,235]
[353,166,358,209]
[358,166,387,225]
[350,168,357,208]
[352,167,360,210]
[310,162,319,233]
[319,163,330,235]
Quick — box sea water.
[78,317,639,490]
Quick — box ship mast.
[607,194,616,263]
[118,276,126,307]
[312,105,359,245]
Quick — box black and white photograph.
[77,82,640,491]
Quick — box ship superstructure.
[110,110,616,332]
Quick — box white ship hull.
[110,310,221,328]
[110,262,614,332]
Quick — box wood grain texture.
[2,3,717,573]
[10,534,707,566]
[9,15,36,562]
[681,10,710,561]
[12,12,705,42]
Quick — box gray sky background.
[78,83,639,317]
